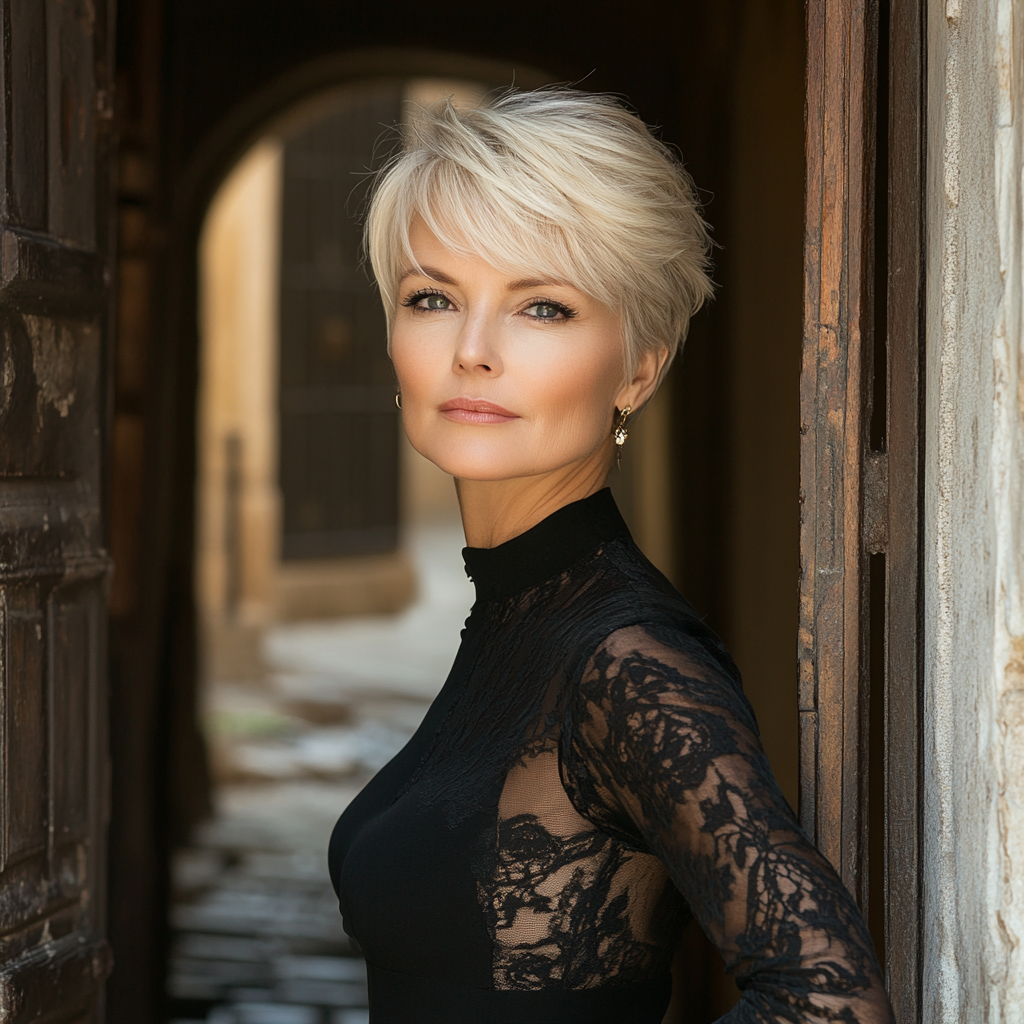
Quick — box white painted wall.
[925,0,1024,1019]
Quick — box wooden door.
[0,0,115,1019]
[278,84,404,561]
[801,0,924,1019]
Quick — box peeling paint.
[997,0,1016,128]
[24,315,77,423]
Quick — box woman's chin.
[417,440,610,485]
[416,447,551,482]
[434,459,544,483]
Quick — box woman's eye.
[403,291,453,311]
[526,302,565,320]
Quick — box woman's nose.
[452,314,503,376]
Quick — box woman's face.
[391,218,658,483]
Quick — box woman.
[329,88,894,1024]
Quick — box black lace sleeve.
[563,625,895,1023]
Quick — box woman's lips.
[438,398,520,425]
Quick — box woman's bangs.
[404,166,603,301]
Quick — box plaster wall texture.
[925,0,1024,1019]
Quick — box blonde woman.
[329,88,894,1024]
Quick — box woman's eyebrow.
[506,277,569,292]
[398,266,459,286]
[397,268,572,292]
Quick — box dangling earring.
[614,405,631,468]
[395,391,402,410]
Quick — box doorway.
[107,6,809,1020]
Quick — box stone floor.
[167,521,473,1024]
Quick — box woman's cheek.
[530,359,614,448]
[391,333,429,394]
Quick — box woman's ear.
[617,346,670,412]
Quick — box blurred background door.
[278,87,403,563]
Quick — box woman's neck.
[456,450,613,549]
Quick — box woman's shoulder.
[575,622,751,731]
[558,589,763,851]
[585,537,742,692]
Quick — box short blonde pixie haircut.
[366,87,714,387]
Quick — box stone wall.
[924,0,1024,1018]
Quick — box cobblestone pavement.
[167,522,472,1024]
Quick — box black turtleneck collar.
[462,488,631,602]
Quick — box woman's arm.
[566,625,895,1023]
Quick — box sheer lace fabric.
[486,741,680,991]
[565,627,894,1022]
[330,491,894,1022]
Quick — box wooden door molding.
[801,0,924,1019]
[800,0,877,884]
[0,0,117,1019]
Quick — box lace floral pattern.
[480,742,687,991]
[561,627,893,1021]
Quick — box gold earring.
[614,406,631,468]
[395,391,402,410]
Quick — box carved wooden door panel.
[0,1,115,1020]
[801,1,924,1020]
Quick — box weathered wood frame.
[0,0,117,1017]
[800,1,925,1020]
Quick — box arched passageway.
[175,73,706,1021]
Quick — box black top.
[328,490,893,1023]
